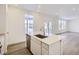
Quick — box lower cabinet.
[42,41,61,55]
[0,35,5,54]
[31,37,41,55]
[42,47,49,55]
[31,36,61,55]
[49,41,61,55]
[0,34,8,54]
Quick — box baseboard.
[56,31,72,35]
[8,41,26,47]
[68,31,79,33]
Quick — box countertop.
[42,35,61,45]
[26,32,64,45]
[31,34,62,45]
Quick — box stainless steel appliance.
[0,42,2,54]
[26,34,31,50]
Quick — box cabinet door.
[42,43,49,55]
[49,41,61,55]
[31,37,41,55]
[42,47,49,55]
[0,36,5,54]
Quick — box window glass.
[49,22,52,36]
[59,20,66,31]
[25,15,33,35]
[44,22,49,36]
[44,21,52,36]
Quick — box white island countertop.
[31,34,61,45]
[42,35,61,45]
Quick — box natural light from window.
[25,15,33,35]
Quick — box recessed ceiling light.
[37,5,41,12]
[38,5,41,9]
[72,8,76,11]
[55,12,58,15]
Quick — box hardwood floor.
[6,42,32,55]
[61,32,79,55]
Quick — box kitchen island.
[30,34,62,55]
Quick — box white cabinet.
[31,36,41,55]
[0,33,8,54]
[49,41,61,55]
[0,35,5,54]
[42,42,49,55]
[42,41,61,55]
[31,36,62,55]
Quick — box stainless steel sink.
[34,34,47,39]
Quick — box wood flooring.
[6,42,31,55]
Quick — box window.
[44,22,52,36]
[44,22,49,36]
[25,15,33,35]
[59,20,66,31]
[48,22,52,36]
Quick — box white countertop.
[42,35,61,45]
[31,34,61,45]
[26,31,63,45]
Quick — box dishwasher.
[26,34,31,51]
[0,42,2,54]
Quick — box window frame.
[25,15,33,35]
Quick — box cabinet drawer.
[42,42,49,50]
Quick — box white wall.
[6,5,26,45]
[66,21,70,32]
[0,4,8,54]
[69,19,79,32]
[0,5,6,33]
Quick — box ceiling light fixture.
[72,8,76,11]
[37,5,41,12]
[38,5,41,9]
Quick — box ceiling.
[16,4,79,20]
